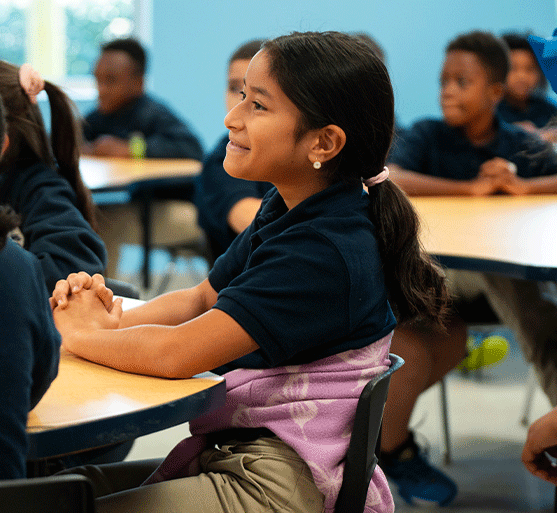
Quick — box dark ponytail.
[264,31,449,326]
[0,61,98,230]
[367,180,449,324]
[43,81,97,230]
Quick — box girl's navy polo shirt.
[208,181,396,374]
[389,117,557,180]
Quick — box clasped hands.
[50,272,123,351]
[469,157,528,196]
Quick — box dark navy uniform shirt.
[0,238,60,479]
[0,160,107,292]
[83,94,203,160]
[388,117,557,179]
[195,134,273,259]
[208,181,396,374]
[497,95,557,129]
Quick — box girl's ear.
[1,134,9,157]
[308,125,346,165]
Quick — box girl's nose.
[224,101,243,131]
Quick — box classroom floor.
[116,246,556,512]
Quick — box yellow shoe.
[457,335,509,371]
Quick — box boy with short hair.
[498,32,557,142]
[383,30,557,507]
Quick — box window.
[0,0,140,81]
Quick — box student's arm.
[197,136,268,240]
[52,274,218,328]
[389,163,498,196]
[227,197,263,234]
[522,407,557,484]
[52,284,258,379]
[8,163,107,291]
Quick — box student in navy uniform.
[196,39,272,261]
[498,32,557,143]
[384,31,557,506]
[51,32,450,513]
[0,61,107,293]
[83,38,203,160]
[0,93,61,480]
[83,38,204,278]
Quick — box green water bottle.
[129,132,146,159]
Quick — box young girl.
[0,60,107,292]
[0,95,61,479]
[51,31,448,513]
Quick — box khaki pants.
[63,436,324,513]
[447,270,557,405]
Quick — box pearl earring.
[313,161,321,170]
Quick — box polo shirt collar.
[253,181,365,241]
[444,115,514,156]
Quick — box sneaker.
[380,433,458,506]
[457,334,509,372]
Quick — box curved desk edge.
[27,376,225,460]
[434,254,557,282]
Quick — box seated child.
[384,30,557,507]
[196,39,273,260]
[0,95,61,479]
[497,32,557,142]
[50,31,449,513]
[0,61,107,292]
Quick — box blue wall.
[145,1,555,152]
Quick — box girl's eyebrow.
[243,79,272,98]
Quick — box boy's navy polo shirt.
[388,117,557,180]
[208,181,396,375]
[497,95,557,129]
[195,134,273,259]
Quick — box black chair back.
[0,474,95,512]
[335,353,404,513]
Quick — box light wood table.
[411,195,557,280]
[80,156,201,191]
[80,157,203,288]
[27,299,225,460]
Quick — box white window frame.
[23,0,151,100]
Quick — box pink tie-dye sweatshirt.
[144,332,394,513]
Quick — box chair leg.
[439,378,452,465]
[520,366,538,427]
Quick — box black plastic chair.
[0,474,95,512]
[335,353,404,513]
[104,277,141,299]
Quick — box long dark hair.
[0,60,97,230]
[263,31,449,325]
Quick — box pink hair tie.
[18,64,44,104]
[363,166,389,187]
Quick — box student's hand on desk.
[52,288,123,351]
[478,157,517,180]
[498,173,530,195]
[467,175,500,196]
[86,135,131,158]
[50,272,113,312]
[522,407,557,484]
